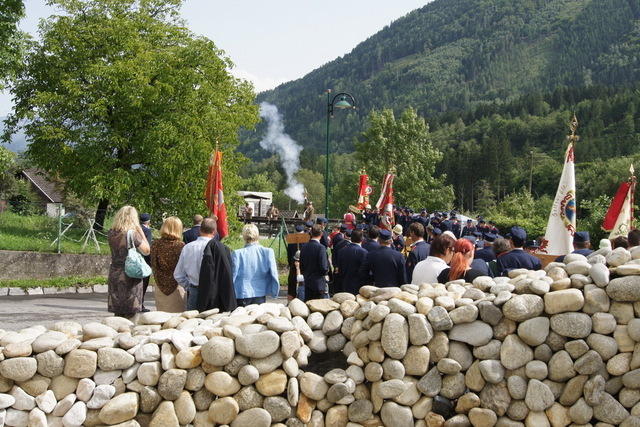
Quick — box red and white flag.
[356,171,373,210]
[375,173,395,227]
[204,150,229,239]
[603,165,636,239]
[539,142,576,255]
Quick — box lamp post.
[325,89,356,220]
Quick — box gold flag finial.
[567,114,580,144]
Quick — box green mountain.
[245,0,640,159]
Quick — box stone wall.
[0,250,111,280]
[1,245,640,426]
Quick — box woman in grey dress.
[107,205,150,317]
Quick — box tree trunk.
[94,199,109,231]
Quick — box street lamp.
[325,89,356,220]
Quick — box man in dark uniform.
[475,233,498,262]
[316,217,329,247]
[461,219,476,237]
[477,219,490,235]
[336,230,368,295]
[405,223,430,280]
[463,235,492,277]
[451,216,462,238]
[488,221,499,235]
[139,213,153,312]
[555,231,593,262]
[497,226,542,275]
[392,224,405,252]
[287,224,307,300]
[183,214,203,244]
[359,229,407,287]
[330,225,351,294]
[362,226,381,252]
[300,225,329,301]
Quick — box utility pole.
[529,150,534,194]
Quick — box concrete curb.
[0,284,139,296]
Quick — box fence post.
[57,203,62,254]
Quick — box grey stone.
[381,313,408,359]
[607,276,640,301]
[235,331,279,359]
[517,317,549,347]
[502,294,544,322]
[593,392,630,424]
[524,379,554,411]
[449,321,493,347]
[427,306,453,331]
[549,312,592,338]
[500,335,533,370]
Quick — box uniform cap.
[392,224,403,235]
[295,224,305,232]
[508,226,527,244]
[140,213,151,222]
[574,231,590,243]
[378,229,392,241]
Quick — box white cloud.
[231,68,288,94]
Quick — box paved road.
[0,293,286,331]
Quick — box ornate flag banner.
[375,173,396,228]
[539,142,576,255]
[204,150,229,239]
[603,165,636,238]
[356,171,373,210]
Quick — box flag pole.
[630,164,636,230]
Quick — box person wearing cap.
[461,219,477,238]
[139,213,153,312]
[303,199,315,223]
[405,223,430,279]
[555,231,593,262]
[330,225,351,294]
[300,224,330,301]
[450,216,461,239]
[359,229,407,287]
[392,224,405,252]
[336,230,368,295]
[362,225,381,252]
[488,221,499,235]
[287,224,307,301]
[475,233,498,262]
[497,226,542,276]
[477,219,489,235]
[316,217,329,247]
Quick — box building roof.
[21,168,64,203]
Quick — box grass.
[0,212,109,254]
[0,276,107,289]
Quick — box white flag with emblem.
[539,142,576,256]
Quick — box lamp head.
[334,95,353,109]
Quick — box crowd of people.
[288,208,640,302]
[106,204,640,317]
[106,206,279,318]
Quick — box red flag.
[602,181,632,232]
[375,173,395,229]
[204,150,229,239]
[356,172,373,210]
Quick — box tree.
[3,0,258,227]
[355,108,453,210]
[0,0,25,89]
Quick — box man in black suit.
[140,213,153,312]
[359,229,407,287]
[336,230,368,295]
[497,226,542,275]
[362,225,381,252]
[300,224,329,301]
[183,215,203,244]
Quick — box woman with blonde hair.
[231,223,280,307]
[150,217,186,312]
[108,205,150,317]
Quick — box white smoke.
[258,102,305,203]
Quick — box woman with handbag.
[107,205,150,318]
[150,217,186,312]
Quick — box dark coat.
[470,258,492,277]
[359,246,407,287]
[406,240,430,280]
[336,243,368,295]
[475,247,497,262]
[497,249,542,276]
[392,235,405,252]
[142,225,153,263]
[362,238,381,253]
[198,239,237,312]
[300,239,329,292]
[183,225,201,244]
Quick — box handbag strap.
[127,229,134,250]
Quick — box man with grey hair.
[231,224,280,307]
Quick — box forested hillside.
[243,0,640,159]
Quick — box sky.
[0,0,429,116]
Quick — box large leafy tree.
[3,0,258,227]
[355,107,453,210]
[0,0,25,88]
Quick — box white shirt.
[173,236,212,288]
[411,256,449,285]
